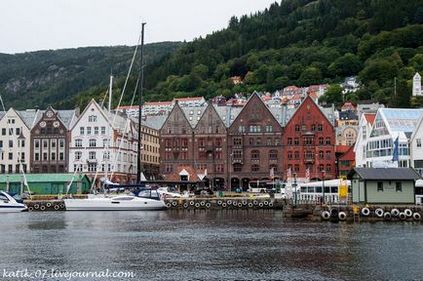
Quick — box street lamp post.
[321,170,326,204]
[293,172,297,207]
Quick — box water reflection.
[0,210,422,280]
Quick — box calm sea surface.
[1,210,423,281]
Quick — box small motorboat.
[0,191,27,213]
[64,189,166,211]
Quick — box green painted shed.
[0,173,91,195]
[349,168,421,205]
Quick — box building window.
[269,150,278,160]
[287,138,292,145]
[251,150,260,160]
[396,182,402,192]
[319,151,324,159]
[256,138,261,145]
[87,127,92,135]
[294,151,299,159]
[59,152,64,161]
[94,127,99,135]
[59,139,65,148]
[75,139,82,147]
[288,151,292,159]
[325,137,331,145]
[101,127,106,135]
[80,127,84,135]
[89,151,96,160]
[417,138,422,148]
[75,151,82,160]
[233,138,242,146]
[88,115,97,122]
[89,139,96,147]
[251,164,260,172]
[318,124,323,131]
[295,125,300,132]
[1,128,5,135]
[294,138,299,145]
[8,153,12,160]
[35,153,40,161]
[43,152,48,161]
[8,140,13,148]
[377,182,383,192]
[16,128,20,135]
[326,164,331,172]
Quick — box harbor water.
[1,210,423,281]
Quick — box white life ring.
[189,201,195,206]
[361,207,370,216]
[413,212,421,221]
[384,212,392,220]
[237,202,243,208]
[221,202,227,208]
[195,202,200,208]
[338,211,347,221]
[40,205,46,211]
[217,200,222,205]
[33,204,40,210]
[200,201,206,207]
[258,202,264,208]
[375,208,384,218]
[46,202,52,208]
[226,200,232,205]
[171,201,178,207]
[54,205,60,211]
[321,211,330,220]
[165,202,172,208]
[404,209,413,217]
[268,202,274,208]
[253,200,258,206]
[263,201,269,206]
[248,203,254,208]
[399,212,407,220]
[205,202,211,208]
[391,208,400,217]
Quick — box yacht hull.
[64,198,166,211]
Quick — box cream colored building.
[0,108,38,173]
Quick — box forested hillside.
[0,42,182,109]
[2,0,423,109]
[140,0,423,107]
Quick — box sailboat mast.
[137,22,146,184]
[108,74,113,112]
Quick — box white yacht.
[0,191,27,213]
[64,190,166,211]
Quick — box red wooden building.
[283,95,336,181]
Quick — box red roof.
[336,145,351,154]
[339,145,355,161]
[165,165,200,182]
[364,113,376,125]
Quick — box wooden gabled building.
[227,93,283,190]
[283,95,336,181]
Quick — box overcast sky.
[0,0,277,54]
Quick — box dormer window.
[88,115,97,122]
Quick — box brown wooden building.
[283,95,336,181]
[30,106,78,173]
[227,93,283,190]
[193,102,228,189]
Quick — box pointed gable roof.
[285,95,334,129]
[229,92,282,131]
[160,101,193,134]
[193,102,226,132]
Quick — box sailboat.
[64,23,166,211]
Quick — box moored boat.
[0,191,27,213]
